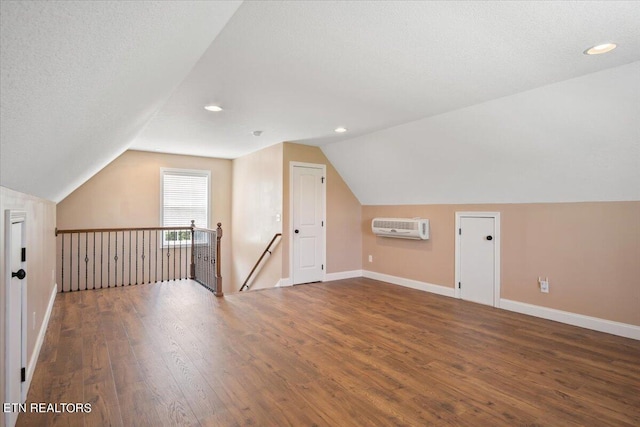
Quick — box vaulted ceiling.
[1,1,639,203]
[1,1,241,201]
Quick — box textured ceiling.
[0,0,241,202]
[133,1,640,159]
[1,1,639,203]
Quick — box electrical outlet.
[368,255,373,263]
[539,277,549,293]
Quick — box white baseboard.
[324,270,363,282]
[500,299,640,340]
[24,282,57,400]
[276,278,292,287]
[278,270,639,341]
[362,270,455,298]
[276,270,363,287]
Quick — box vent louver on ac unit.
[371,218,429,240]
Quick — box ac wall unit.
[371,218,429,240]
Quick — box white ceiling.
[323,62,640,205]
[0,1,241,202]
[1,1,639,203]
[132,0,640,159]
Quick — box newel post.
[190,220,196,280]
[215,222,223,297]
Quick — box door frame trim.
[5,209,28,426]
[454,211,501,307]
[289,161,326,285]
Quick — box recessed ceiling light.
[334,127,347,133]
[204,105,223,112]
[584,43,617,55]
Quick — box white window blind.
[162,169,210,230]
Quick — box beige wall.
[283,143,362,279]
[231,143,283,292]
[56,150,232,289]
[1,187,57,413]
[363,202,640,326]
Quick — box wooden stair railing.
[55,222,223,296]
[240,233,282,291]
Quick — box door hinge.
[458,282,461,289]
[321,176,325,183]
[21,248,26,262]
[21,367,25,382]
[458,228,461,235]
[321,264,324,270]
[321,221,324,227]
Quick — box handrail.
[56,225,192,235]
[240,233,282,291]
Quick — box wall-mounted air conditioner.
[371,218,429,240]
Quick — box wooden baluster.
[215,223,223,297]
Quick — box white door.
[292,164,325,284]
[5,211,27,427]
[458,216,496,306]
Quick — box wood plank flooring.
[17,278,640,426]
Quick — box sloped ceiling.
[133,1,640,160]
[323,62,640,205]
[0,0,241,202]
[2,1,639,204]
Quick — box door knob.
[12,269,26,280]
[486,235,493,241]
[294,229,299,234]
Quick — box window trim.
[160,168,211,246]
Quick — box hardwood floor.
[17,278,640,426]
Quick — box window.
[161,168,210,244]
